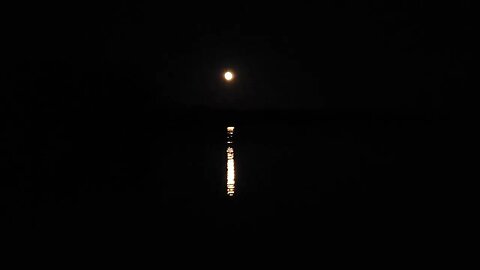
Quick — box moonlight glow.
[224,71,234,81]
[226,127,235,196]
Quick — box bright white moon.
[224,71,233,81]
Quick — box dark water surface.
[3,111,453,238]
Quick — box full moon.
[224,71,234,81]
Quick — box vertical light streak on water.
[226,127,235,196]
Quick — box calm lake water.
[4,113,452,236]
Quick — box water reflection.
[226,127,235,196]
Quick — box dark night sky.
[3,1,470,112]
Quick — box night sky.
[4,2,469,111]
[2,2,469,240]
